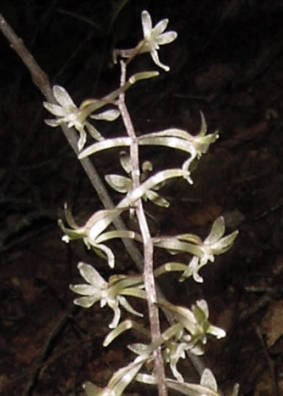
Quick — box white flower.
[43,85,119,151]
[70,262,143,328]
[180,217,238,283]
[113,10,177,71]
[140,10,177,71]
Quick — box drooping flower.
[43,85,119,151]
[70,262,143,328]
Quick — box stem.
[117,60,167,396]
[0,13,205,381]
[0,13,144,272]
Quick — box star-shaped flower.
[140,10,177,71]
[58,205,136,268]
[43,85,119,151]
[114,10,177,71]
[180,216,238,282]
[70,262,143,328]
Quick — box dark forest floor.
[0,1,283,395]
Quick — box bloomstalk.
[117,59,167,396]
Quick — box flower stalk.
[117,59,168,396]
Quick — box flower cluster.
[42,8,240,396]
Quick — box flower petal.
[77,262,106,287]
[53,85,76,109]
[73,295,98,308]
[150,49,169,71]
[152,18,169,36]
[156,31,177,45]
[43,102,67,117]
[141,10,152,39]
[70,284,101,296]
[205,216,225,245]
[91,109,120,121]
[118,296,143,318]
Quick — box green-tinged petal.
[150,48,169,71]
[198,111,208,136]
[73,295,98,308]
[160,302,197,335]
[58,218,85,240]
[129,71,159,84]
[107,299,121,328]
[120,288,147,300]
[128,343,150,356]
[70,284,101,296]
[86,208,126,242]
[104,320,150,347]
[118,295,143,317]
[109,274,143,289]
[77,129,87,151]
[153,237,203,257]
[96,230,136,244]
[145,189,170,207]
[200,369,218,392]
[152,18,169,36]
[208,325,226,339]
[44,118,61,127]
[85,122,104,141]
[156,31,177,45]
[64,204,80,228]
[108,356,146,395]
[177,233,202,245]
[103,320,134,347]
[90,109,120,121]
[212,230,239,254]
[141,10,152,38]
[77,262,107,287]
[105,174,132,193]
[95,243,115,268]
[53,85,77,109]
[205,217,225,244]
[179,256,203,283]
[154,262,188,278]
[119,151,131,174]
[43,102,67,117]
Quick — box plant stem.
[117,60,167,396]
[0,13,144,272]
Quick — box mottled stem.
[117,60,168,396]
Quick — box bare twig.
[0,13,144,271]
[117,60,167,396]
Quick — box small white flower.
[140,10,177,71]
[199,216,239,266]
[70,262,143,328]
[180,217,238,283]
[114,10,177,72]
[43,85,119,151]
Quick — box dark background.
[0,1,283,395]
